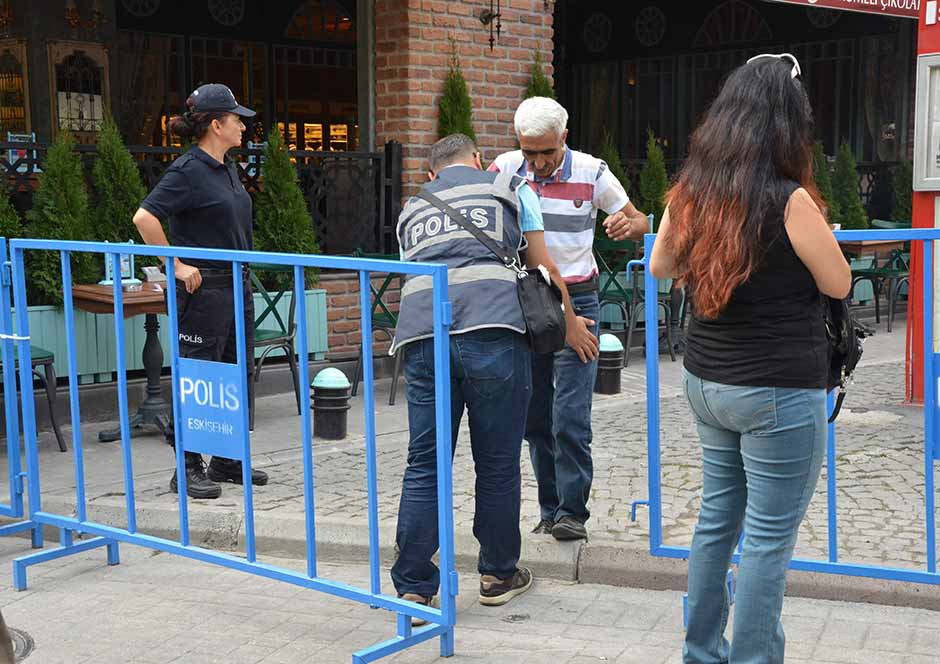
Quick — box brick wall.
[320,272,401,360]
[374,0,556,197]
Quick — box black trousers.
[165,272,255,453]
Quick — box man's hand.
[566,316,599,363]
[174,261,202,293]
[603,205,650,241]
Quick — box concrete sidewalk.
[2,538,939,664]
[5,320,935,608]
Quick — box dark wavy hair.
[663,56,825,319]
[168,95,229,141]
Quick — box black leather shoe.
[551,516,587,541]
[207,457,269,486]
[531,519,554,535]
[169,455,221,499]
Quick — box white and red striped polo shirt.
[489,146,630,284]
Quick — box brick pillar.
[374,0,556,198]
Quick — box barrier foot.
[12,536,116,591]
[351,623,448,663]
[0,520,41,548]
[630,500,649,522]
[439,626,455,658]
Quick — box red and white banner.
[768,0,919,19]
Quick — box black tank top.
[683,185,828,389]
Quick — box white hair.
[513,97,568,139]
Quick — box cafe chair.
[0,345,67,452]
[350,251,403,406]
[249,269,302,431]
[850,249,910,333]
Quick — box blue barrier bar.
[6,240,456,663]
[24,510,447,622]
[827,390,838,563]
[10,246,40,524]
[642,235,663,553]
[295,265,317,579]
[0,239,26,523]
[641,229,940,593]
[60,252,87,524]
[164,257,190,546]
[431,265,456,656]
[359,271,381,598]
[232,261,256,563]
[923,241,936,574]
[110,253,137,533]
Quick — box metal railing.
[2,239,456,663]
[636,228,940,585]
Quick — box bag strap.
[829,387,846,423]
[415,189,523,275]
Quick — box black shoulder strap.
[415,189,521,273]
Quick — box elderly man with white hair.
[490,96,649,541]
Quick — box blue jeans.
[682,369,826,664]
[525,292,599,523]
[391,328,532,597]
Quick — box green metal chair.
[0,345,67,452]
[850,249,909,333]
[624,269,678,367]
[593,236,638,337]
[249,265,302,431]
[350,251,403,406]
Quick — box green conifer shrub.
[812,141,838,223]
[437,41,475,141]
[638,130,668,230]
[891,160,913,222]
[26,130,98,305]
[831,142,869,230]
[525,52,555,99]
[253,129,319,288]
[92,114,152,270]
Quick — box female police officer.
[133,83,268,499]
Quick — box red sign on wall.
[768,0,919,19]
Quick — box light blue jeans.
[682,369,826,664]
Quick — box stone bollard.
[311,368,351,440]
[594,333,624,395]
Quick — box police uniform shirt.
[141,145,253,270]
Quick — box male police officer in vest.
[490,97,650,541]
[390,134,597,616]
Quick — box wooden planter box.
[17,289,328,384]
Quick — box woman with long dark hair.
[650,54,851,663]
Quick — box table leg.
[98,313,171,442]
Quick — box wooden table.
[71,283,170,442]
[838,239,907,260]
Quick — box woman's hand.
[175,261,202,293]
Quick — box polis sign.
[176,356,246,459]
[769,0,919,19]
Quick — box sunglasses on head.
[746,52,802,79]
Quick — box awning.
[765,0,918,19]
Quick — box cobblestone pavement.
[32,342,930,573]
[5,540,940,664]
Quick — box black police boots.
[207,456,269,486]
[169,452,222,499]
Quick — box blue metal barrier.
[4,240,457,663]
[0,238,41,548]
[641,228,940,586]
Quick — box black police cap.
[190,83,256,118]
